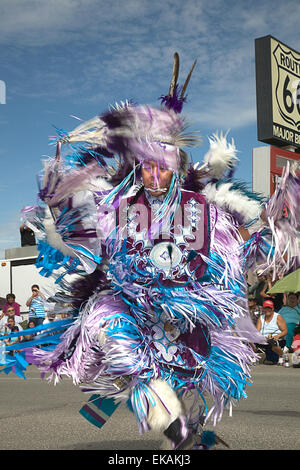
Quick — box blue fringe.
[36,240,73,278]
[0,319,75,377]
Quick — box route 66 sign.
[272,40,300,130]
[255,36,300,149]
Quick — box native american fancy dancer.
[2,53,299,450]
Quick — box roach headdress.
[56,53,200,177]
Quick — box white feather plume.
[61,116,107,145]
[147,379,183,431]
[203,132,239,179]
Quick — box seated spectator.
[28,320,36,329]
[248,295,262,326]
[4,317,22,334]
[43,312,57,324]
[5,307,23,329]
[4,325,23,357]
[20,320,37,342]
[60,302,73,319]
[0,311,7,335]
[50,292,73,319]
[3,317,23,354]
[278,293,300,352]
[256,300,288,365]
[4,325,23,348]
[291,324,300,368]
[2,293,21,316]
[43,312,64,341]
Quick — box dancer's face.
[142,161,173,197]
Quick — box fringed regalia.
[1,53,300,450]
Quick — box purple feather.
[183,166,206,192]
[159,85,186,113]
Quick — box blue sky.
[1,0,300,258]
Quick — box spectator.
[256,300,288,365]
[248,295,262,326]
[26,285,45,326]
[21,320,37,342]
[20,224,36,247]
[40,312,61,346]
[0,311,7,335]
[278,293,300,352]
[5,307,23,329]
[4,325,23,349]
[43,312,57,324]
[60,300,73,319]
[259,273,283,311]
[291,324,300,368]
[28,320,36,329]
[2,293,21,316]
[48,291,73,319]
[4,317,23,337]
[248,270,266,306]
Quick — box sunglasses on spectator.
[7,309,15,313]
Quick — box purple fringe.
[31,294,126,385]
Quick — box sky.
[1,0,300,258]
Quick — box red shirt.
[292,334,300,352]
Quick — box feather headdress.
[159,52,197,114]
[58,106,200,174]
[56,53,200,176]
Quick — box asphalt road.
[0,363,299,451]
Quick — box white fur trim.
[147,379,183,431]
[203,182,262,224]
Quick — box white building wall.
[252,146,271,198]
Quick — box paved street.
[0,364,299,451]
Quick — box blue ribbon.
[0,318,73,340]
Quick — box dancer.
[1,53,299,450]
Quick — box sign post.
[255,35,300,150]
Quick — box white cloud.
[2,0,300,259]
[190,104,257,130]
[1,1,300,130]
[0,0,209,46]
